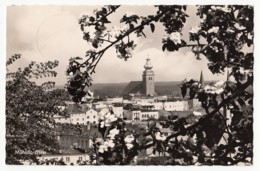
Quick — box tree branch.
[165,80,252,143]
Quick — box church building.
[123,57,155,96]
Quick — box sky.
[7,5,231,86]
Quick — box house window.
[93,121,96,124]
[93,116,96,119]
[79,157,82,161]
[76,118,79,121]
[87,116,89,119]
[66,157,70,162]
[82,118,84,121]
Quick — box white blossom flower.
[126,143,134,150]
[214,80,225,87]
[124,134,135,143]
[204,81,225,94]
[155,132,166,141]
[109,128,120,136]
[167,32,182,44]
[99,108,109,119]
[104,118,111,127]
[227,28,235,33]
[200,19,205,24]
[100,121,105,128]
[234,23,246,31]
[208,26,219,34]
[215,87,224,94]
[189,26,200,34]
[211,6,217,10]
[110,26,122,38]
[122,25,130,32]
[248,33,253,40]
[106,113,118,122]
[98,144,108,153]
[104,139,115,148]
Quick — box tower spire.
[199,70,204,87]
[144,56,153,70]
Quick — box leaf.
[162,44,167,52]
[89,16,95,22]
[150,23,155,33]
[83,32,90,41]
[92,40,98,49]
[80,24,84,31]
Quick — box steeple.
[199,70,204,87]
[144,56,153,70]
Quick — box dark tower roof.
[199,70,204,87]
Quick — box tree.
[6,54,64,164]
[66,5,253,165]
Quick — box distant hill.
[56,81,214,98]
[89,82,183,97]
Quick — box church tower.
[142,57,155,96]
[199,70,205,87]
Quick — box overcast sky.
[7,5,230,85]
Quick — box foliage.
[66,5,253,165]
[6,55,64,164]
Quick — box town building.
[53,115,71,124]
[163,101,189,111]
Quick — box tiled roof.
[65,104,96,114]
[53,114,70,118]
[158,110,171,116]
[169,111,193,118]
[55,123,101,137]
[123,109,133,120]
[122,81,143,95]
[65,104,84,114]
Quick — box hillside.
[56,81,214,98]
[89,82,182,97]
